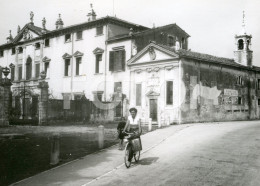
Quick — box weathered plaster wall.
[180,58,259,123]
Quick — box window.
[257,79,260,90]
[168,36,174,47]
[35,63,40,78]
[26,60,32,80]
[95,54,102,73]
[136,84,142,106]
[10,66,15,81]
[18,66,22,80]
[75,57,81,76]
[64,59,70,76]
[96,26,103,36]
[76,31,83,40]
[238,97,242,105]
[44,62,49,78]
[166,81,173,105]
[181,37,185,48]
[35,42,40,50]
[65,34,71,42]
[11,48,16,55]
[238,39,244,50]
[109,50,126,72]
[44,39,50,47]
[114,82,122,92]
[18,47,23,53]
[258,99,260,106]
[0,50,3,57]
[236,76,243,85]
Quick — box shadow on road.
[137,157,159,165]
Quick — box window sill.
[94,73,103,75]
[95,34,104,37]
[35,48,40,50]
[44,46,50,48]
[110,70,125,73]
[65,40,71,44]
[63,76,71,78]
[76,38,83,41]
[74,75,84,77]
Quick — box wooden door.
[149,99,157,121]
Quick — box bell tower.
[234,11,253,66]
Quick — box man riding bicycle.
[122,107,142,162]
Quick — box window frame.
[96,26,103,36]
[75,57,82,76]
[95,54,102,74]
[64,58,71,76]
[76,31,83,40]
[109,49,126,72]
[65,33,71,43]
[44,39,50,47]
[35,42,41,50]
[168,36,174,47]
[166,80,173,105]
[0,50,4,57]
[136,83,142,106]
[11,47,16,55]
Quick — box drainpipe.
[104,25,108,101]
[71,33,74,99]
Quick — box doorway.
[149,99,157,121]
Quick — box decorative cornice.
[153,67,160,72]
[165,65,174,70]
[73,51,84,57]
[93,47,104,54]
[42,56,51,62]
[146,68,152,73]
[146,90,160,97]
[62,53,72,59]
[135,69,143,74]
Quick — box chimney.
[87,4,97,22]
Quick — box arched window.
[26,57,32,80]
[238,39,244,50]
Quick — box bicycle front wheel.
[124,143,131,168]
[134,150,140,162]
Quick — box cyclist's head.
[129,107,137,117]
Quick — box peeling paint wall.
[180,58,259,123]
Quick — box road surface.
[89,121,260,186]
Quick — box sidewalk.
[12,124,193,186]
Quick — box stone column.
[38,77,49,125]
[0,78,12,125]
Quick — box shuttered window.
[166,81,173,105]
[35,63,40,78]
[136,84,142,106]
[109,50,126,72]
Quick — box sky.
[0,0,260,66]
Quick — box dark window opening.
[238,39,244,50]
[258,79,260,90]
[44,62,49,77]
[65,34,71,42]
[258,99,260,106]
[11,48,16,55]
[136,84,142,106]
[18,47,23,53]
[26,59,32,80]
[109,50,126,72]
[96,26,103,35]
[11,66,15,81]
[181,37,185,48]
[166,81,173,105]
[0,50,4,57]
[76,31,83,40]
[95,54,102,73]
[238,97,242,105]
[35,42,40,50]
[236,76,243,85]
[45,39,50,47]
[76,57,81,76]
[64,59,70,76]
[168,36,174,47]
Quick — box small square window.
[18,47,23,53]
[76,31,83,40]
[0,50,4,57]
[65,34,71,42]
[96,26,103,36]
[35,42,40,50]
[45,39,50,47]
[11,48,16,55]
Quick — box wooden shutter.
[109,51,114,71]
[121,50,126,71]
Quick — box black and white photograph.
[0,0,260,185]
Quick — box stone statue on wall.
[30,11,34,23]
[42,17,46,29]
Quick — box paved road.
[89,121,260,186]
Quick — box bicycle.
[123,131,141,168]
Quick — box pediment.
[42,56,51,62]
[12,23,45,43]
[128,43,179,66]
[93,47,104,54]
[62,53,72,59]
[73,51,84,57]
[146,90,160,97]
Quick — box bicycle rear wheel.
[124,143,131,168]
[134,151,140,162]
